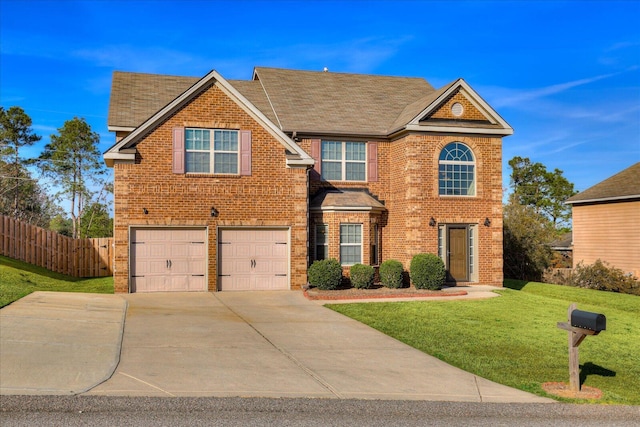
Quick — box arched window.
[438,142,475,196]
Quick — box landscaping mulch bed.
[303,284,467,301]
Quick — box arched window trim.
[438,142,476,196]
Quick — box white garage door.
[130,228,207,293]
[218,229,289,291]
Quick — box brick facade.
[112,84,308,293]
[303,132,503,287]
[107,68,510,292]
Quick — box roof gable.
[397,79,513,136]
[566,162,640,204]
[104,70,313,168]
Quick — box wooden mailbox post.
[557,303,606,392]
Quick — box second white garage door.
[218,229,289,291]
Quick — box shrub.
[349,264,375,289]
[568,260,640,296]
[410,253,446,290]
[308,258,343,290]
[379,259,404,288]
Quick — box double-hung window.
[340,224,362,265]
[321,141,366,181]
[185,129,238,174]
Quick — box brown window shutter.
[172,127,185,174]
[240,130,252,176]
[310,139,321,180]
[368,142,378,182]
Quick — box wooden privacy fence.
[0,215,113,277]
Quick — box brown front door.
[448,227,468,282]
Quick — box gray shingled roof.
[108,68,436,136]
[108,72,199,129]
[252,67,434,136]
[566,162,640,204]
[310,190,386,211]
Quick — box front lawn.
[327,280,640,404]
[0,255,114,308]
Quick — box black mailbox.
[571,309,606,332]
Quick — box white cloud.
[489,72,623,108]
[72,45,204,74]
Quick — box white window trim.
[321,140,367,182]
[185,128,240,174]
[340,223,363,266]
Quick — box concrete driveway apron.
[87,291,552,402]
[0,292,127,395]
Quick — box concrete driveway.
[1,291,552,402]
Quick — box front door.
[448,227,468,282]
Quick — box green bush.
[349,264,375,289]
[379,259,404,288]
[568,260,640,296]
[410,253,446,290]
[308,258,343,290]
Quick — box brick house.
[565,162,640,278]
[104,67,513,293]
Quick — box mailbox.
[571,309,606,332]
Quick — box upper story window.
[185,129,238,174]
[321,141,366,181]
[438,142,475,196]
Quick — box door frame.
[438,223,478,283]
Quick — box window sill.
[185,173,241,179]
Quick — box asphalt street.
[1,396,639,426]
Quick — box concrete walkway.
[1,290,552,402]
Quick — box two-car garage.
[129,227,289,293]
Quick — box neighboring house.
[565,162,640,278]
[104,67,513,293]
[549,232,573,268]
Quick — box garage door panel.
[190,243,206,256]
[254,243,272,257]
[167,275,188,291]
[170,244,189,258]
[272,244,287,257]
[149,243,168,257]
[273,275,288,289]
[189,276,206,291]
[188,259,207,272]
[271,260,288,274]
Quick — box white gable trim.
[402,124,513,136]
[408,79,513,132]
[103,70,313,168]
[107,126,135,132]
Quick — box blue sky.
[1,0,639,203]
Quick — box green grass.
[0,255,114,308]
[328,279,640,405]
